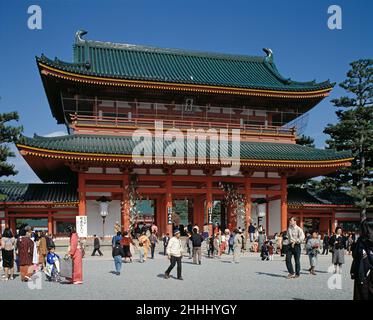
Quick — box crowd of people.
[1,218,372,300]
[0,224,83,284]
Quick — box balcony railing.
[70,114,296,136]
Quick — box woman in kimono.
[66,225,83,284]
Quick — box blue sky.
[0,0,372,182]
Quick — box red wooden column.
[122,174,131,232]
[48,210,53,235]
[165,172,173,236]
[244,178,252,240]
[299,211,304,229]
[156,196,164,235]
[280,175,288,232]
[206,176,213,236]
[78,173,86,216]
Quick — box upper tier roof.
[36,30,333,93]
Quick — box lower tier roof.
[0,183,354,207]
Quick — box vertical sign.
[76,216,88,238]
[208,207,212,224]
[167,207,173,224]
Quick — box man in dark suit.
[91,234,103,256]
[321,233,329,255]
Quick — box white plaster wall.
[268,199,281,235]
[86,200,121,237]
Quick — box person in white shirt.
[286,217,305,279]
[164,229,183,280]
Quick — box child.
[268,241,274,261]
[45,246,60,282]
[260,241,269,261]
[138,241,145,263]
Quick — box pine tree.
[295,134,315,148]
[0,111,23,177]
[323,59,373,220]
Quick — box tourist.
[164,229,183,280]
[321,233,329,255]
[268,241,274,260]
[138,232,150,261]
[258,229,265,251]
[202,223,209,239]
[151,223,158,236]
[306,231,321,275]
[31,229,39,272]
[329,226,346,274]
[190,227,203,265]
[254,223,259,241]
[248,222,255,242]
[214,233,220,257]
[186,231,192,259]
[350,218,373,300]
[121,231,135,262]
[193,224,199,234]
[1,228,15,281]
[281,231,288,257]
[138,241,145,263]
[17,226,34,282]
[285,217,305,279]
[233,229,243,263]
[346,234,354,255]
[250,240,259,253]
[228,232,234,254]
[66,225,83,284]
[276,232,283,254]
[91,234,103,256]
[207,234,214,258]
[219,232,226,257]
[112,240,124,275]
[112,231,122,247]
[240,228,246,252]
[37,231,47,270]
[162,233,170,255]
[149,231,158,259]
[260,241,269,261]
[45,245,60,282]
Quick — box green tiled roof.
[287,187,355,206]
[0,183,78,203]
[20,134,352,162]
[36,30,333,92]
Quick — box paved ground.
[0,243,354,300]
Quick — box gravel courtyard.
[0,245,354,300]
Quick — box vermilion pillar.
[244,179,251,240]
[78,173,86,216]
[206,177,213,236]
[165,173,173,236]
[122,175,130,232]
[299,211,304,229]
[48,210,53,235]
[280,176,288,232]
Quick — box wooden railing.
[70,114,296,136]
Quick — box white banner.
[76,216,88,238]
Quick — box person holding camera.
[285,217,305,279]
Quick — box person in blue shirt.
[45,246,60,282]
